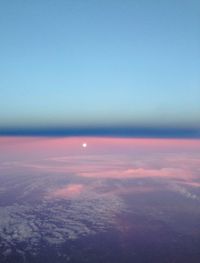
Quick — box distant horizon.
[0,125,199,138]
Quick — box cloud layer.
[0,137,200,261]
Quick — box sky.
[0,0,200,137]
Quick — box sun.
[82,142,87,148]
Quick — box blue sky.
[0,0,199,133]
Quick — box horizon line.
[0,126,199,139]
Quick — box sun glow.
[82,142,87,148]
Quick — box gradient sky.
[0,0,200,133]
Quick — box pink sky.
[1,137,200,183]
[1,137,200,159]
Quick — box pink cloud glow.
[0,137,200,186]
[50,184,84,199]
[1,137,200,158]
